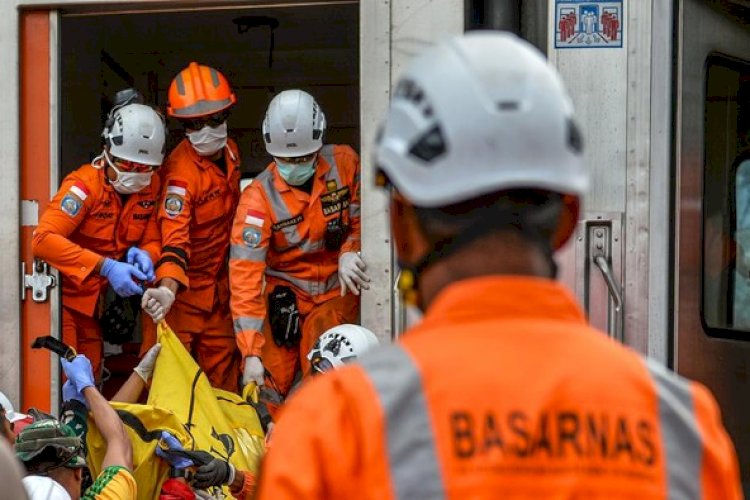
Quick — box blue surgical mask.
[276,158,316,186]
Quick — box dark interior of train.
[59,4,359,395]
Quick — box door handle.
[593,254,624,342]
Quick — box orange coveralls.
[258,277,742,499]
[32,163,161,378]
[229,144,360,397]
[154,138,241,391]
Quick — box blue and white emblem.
[555,1,623,49]
[60,194,82,217]
[243,227,262,248]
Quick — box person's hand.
[242,356,264,387]
[141,286,176,322]
[126,247,155,281]
[156,431,193,470]
[338,252,371,296]
[192,452,233,489]
[62,380,88,408]
[100,258,147,297]
[61,355,95,393]
[134,343,161,383]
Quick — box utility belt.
[268,285,301,348]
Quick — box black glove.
[191,452,233,489]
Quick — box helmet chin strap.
[397,213,558,311]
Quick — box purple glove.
[156,431,194,470]
[100,258,147,297]
[61,355,95,393]
[62,380,88,408]
[126,247,155,281]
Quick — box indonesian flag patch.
[244,208,265,227]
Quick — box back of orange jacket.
[156,138,241,311]
[258,277,742,499]
[32,163,161,317]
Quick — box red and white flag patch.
[166,179,188,197]
[69,181,89,200]
[245,209,265,227]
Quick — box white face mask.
[105,153,153,194]
[186,122,228,156]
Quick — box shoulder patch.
[61,194,83,217]
[242,227,262,248]
[164,194,184,217]
[245,209,265,228]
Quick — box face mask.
[186,122,228,156]
[105,154,153,194]
[275,157,316,186]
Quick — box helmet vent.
[312,129,322,140]
[409,124,447,162]
[111,135,124,146]
[497,101,519,111]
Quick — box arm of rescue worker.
[139,197,163,272]
[83,384,133,470]
[339,146,361,255]
[155,172,194,292]
[229,184,272,360]
[690,382,743,499]
[111,343,161,403]
[32,175,103,284]
[257,367,380,499]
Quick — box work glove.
[126,247,155,281]
[133,343,161,383]
[141,286,176,322]
[100,258,147,297]
[242,356,265,388]
[156,431,194,470]
[61,355,96,393]
[338,252,371,296]
[191,452,234,489]
[62,380,88,409]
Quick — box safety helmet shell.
[14,419,86,468]
[375,32,587,208]
[0,391,28,423]
[22,476,72,500]
[262,90,326,157]
[168,62,236,119]
[102,103,166,166]
[307,324,380,371]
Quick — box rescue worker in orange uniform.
[229,89,370,400]
[141,62,242,392]
[33,102,165,380]
[257,33,742,498]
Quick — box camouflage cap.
[14,419,86,468]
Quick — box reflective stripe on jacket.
[229,144,361,358]
[156,138,241,312]
[257,277,742,499]
[32,163,161,317]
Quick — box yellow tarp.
[86,321,265,499]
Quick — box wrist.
[99,257,114,276]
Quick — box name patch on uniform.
[272,215,303,232]
[196,188,223,206]
[321,187,350,216]
[60,194,82,217]
[243,227,262,248]
[164,195,184,218]
[133,213,151,220]
[245,209,265,228]
[93,212,114,220]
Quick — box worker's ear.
[390,192,430,266]
[551,195,580,250]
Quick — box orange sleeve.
[229,183,272,358]
[138,178,162,265]
[155,168,193,289]
[230,469,257,499]
[340,147,361,255]
[256,368,389,499]
[32,174,103,284]
[692,382,743,499]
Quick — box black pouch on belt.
[324,215,349,252]
[268,285,301,348]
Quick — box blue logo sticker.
[164,194,184,218]
[243,227,262,248]
[555,1,623,49]
[60,194,82,217]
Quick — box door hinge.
[22,259,56,303]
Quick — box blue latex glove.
[62,380,88,408]
[100,258,147,297]
[156,431,194,470]
[126,247,155,281]
[61,355,95,393]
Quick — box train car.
[1,0,749,493]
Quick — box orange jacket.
[257,277,742,499]
[156,139,241,312]
[32,163,161,317]
[229,144,361,358]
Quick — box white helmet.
[22,476,72,500]
[307,324,379,373]
[0,391,28,423]
[103,103,166,166]
[375,32,587,208]
[262,90,326,157]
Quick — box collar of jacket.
[414,276,587,332]
[271,151,332,194]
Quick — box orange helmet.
[167,62,236,119]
